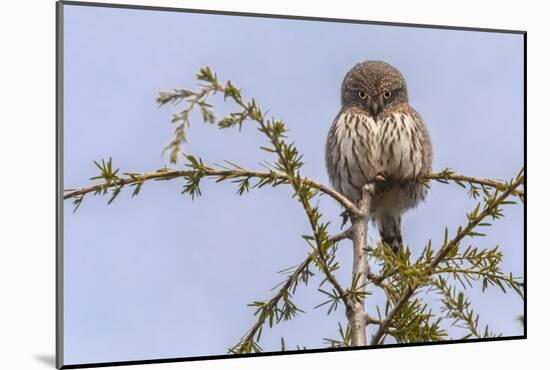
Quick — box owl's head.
[341,61,408,117]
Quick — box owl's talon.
[340,210,350,229]
[375,174,387,183]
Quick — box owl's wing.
[407,106,433,176]
[324,109,345,187]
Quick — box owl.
[325,61,432,252]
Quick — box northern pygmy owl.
[325,61,433,252]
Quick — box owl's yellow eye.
[383,91,392,99]
[358,91,367,100]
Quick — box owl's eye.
[383,91,392,99]
[358,91,367,100]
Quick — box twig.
[433,268,524,299]
[365,314,383,326]
[424,171,524,198]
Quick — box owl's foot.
[391,242,403,255]
[381,234,403,254]
[374,173,387,183]
[339,210,350,229]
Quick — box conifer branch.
[64,166,523,212]
[431,276,500,339]
[370,170,524,345]
[63,165,360,216]
[423,170,524,199]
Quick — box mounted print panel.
[57,1,526,368]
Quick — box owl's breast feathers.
[325,104,432,206]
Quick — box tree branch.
[64,167,523,216]
[346,183,375,346]
[64,167,362,217]
[370,171,524,345]
[161,70,356,351]
[423,170,524,198]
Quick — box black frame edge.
[59,336,526,369]
[523,31,527,339]
[56,1,65,369]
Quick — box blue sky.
[62,4,524,365]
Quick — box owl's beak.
[370,96,384,117]
[371,101,380,116]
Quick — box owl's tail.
[377,213,403,254]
